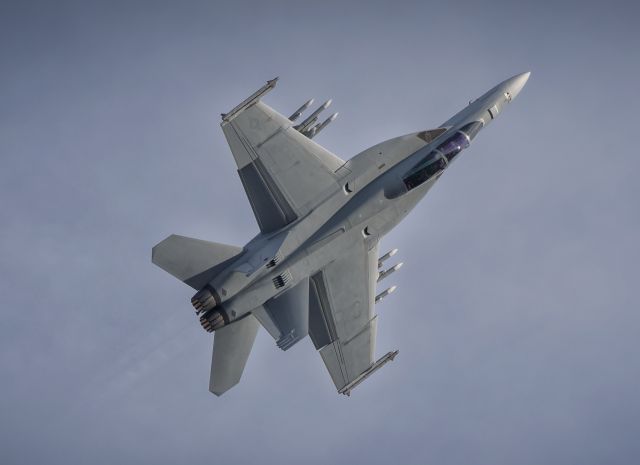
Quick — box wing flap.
[319,341,347,388]
[237,157,298,232]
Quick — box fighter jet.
[152,72,530,396]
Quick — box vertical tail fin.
[209,314,260,396]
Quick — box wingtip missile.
[338,350,399,396]
[222,78,279,122]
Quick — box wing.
[308,240,398,395]
[220,79,345,234]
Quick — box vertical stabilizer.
[209,314,260,396]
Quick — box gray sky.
[1,1,639,464]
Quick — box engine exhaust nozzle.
[191,286,220,314]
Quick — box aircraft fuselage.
[202,73,530,324]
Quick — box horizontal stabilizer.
[210,314,260,396]
[152,235,243,290]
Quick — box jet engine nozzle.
[191,286,219,314]
[199,309,228,333]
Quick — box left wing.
[308,240,398,395]
[220,79,345,234]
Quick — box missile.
[288,98,314,122]
[295,99,332,132]
[297,116,318,134]
[306,112,338,139]
[338,350,398,395]
[375,285,397,303]
[377,262,403,283]
[315,112,338,133]
[378,248,398,268]
[222,77,278,122]
[303,125,318,139]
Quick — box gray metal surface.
[151,235,243,290]
[263,278,310,351]
[311,240,378,390]
[220,98,344,233]
[152,72,531,395]
[209,314,260,396]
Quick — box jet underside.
[151,72,530,396]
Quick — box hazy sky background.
[2,1,639,464]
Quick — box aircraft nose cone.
[506,71,530,100]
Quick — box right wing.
[308,240,398,395]
[220,79,344,234]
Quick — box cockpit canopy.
[402,121,483,191]
[460,121,483,140]
[403,153,446,190]
[438,132,469,162]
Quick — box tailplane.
[152,234,243,290]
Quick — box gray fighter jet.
[152,72,530,396]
